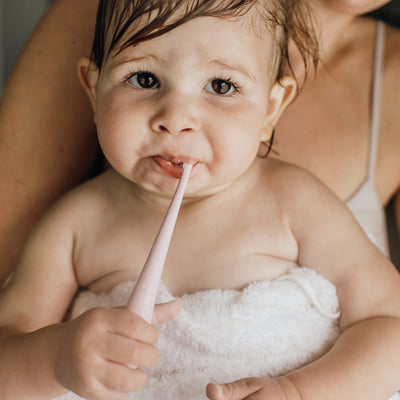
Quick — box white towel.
[51,267,346,399]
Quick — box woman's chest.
[274,31,400,204]
[275,101,399,204]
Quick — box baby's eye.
[127,72,160,89]
[204,79,237,95]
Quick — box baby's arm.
[208,166,400,400]
[0,307,161,400]
[286,172,400,399]
[0,196,179,400]
[207,316,400,400]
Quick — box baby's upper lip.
[156,154,198,166]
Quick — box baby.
[1,0,400,399]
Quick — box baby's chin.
[134,179,180,201]
[133,176,228,205]
[123,160,235,203]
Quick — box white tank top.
[346,21,389,256]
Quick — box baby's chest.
[75,208,298,295]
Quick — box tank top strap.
[368,20,385,180]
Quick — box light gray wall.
[0,1,4,92]
[0,0,52,94]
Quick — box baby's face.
[88,14,294,198]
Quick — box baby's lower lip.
[152,156,186,178]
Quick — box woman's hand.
[54,300,181,400]
[206,376,302,400]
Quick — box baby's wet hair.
[90,0,319,84]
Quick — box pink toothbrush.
[126,163,193,322]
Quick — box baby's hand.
[206,376,302,400]
[53,300,180,400]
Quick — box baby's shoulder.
[263,158,332,196]
[42,171,118,229]
[261,158,344,215]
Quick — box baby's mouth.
[152,155,196,178]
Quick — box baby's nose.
[150,94,201,135]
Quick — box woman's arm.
[0,0,99,286]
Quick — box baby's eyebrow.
[206,60,256,82]
[108,53,256,82]
[109,53,169,70]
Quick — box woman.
[0,0,399,286]
[274,0,400,262]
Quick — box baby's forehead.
[110,14,278,65]
[103,21,278,93]
[105,1,279,58]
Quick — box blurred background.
[0,0,399,95]
[0,0,52,94]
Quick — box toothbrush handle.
[126,164,192,322]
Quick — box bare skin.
[274,9,400,267]
[0,11,399,399]
[1,0,399,289]
[0,0,99,286]
[276,13,400,207]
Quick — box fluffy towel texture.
[54,267,343,400]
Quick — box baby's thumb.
[152,299,181,325]
[207,379,261,400]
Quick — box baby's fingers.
[152,299,181,325]
[99,362,149,395]
[206,376,301,400]
[99,331,159,367]
[80,363,148,400]
[102,308,159,344]
[206,379,263,400]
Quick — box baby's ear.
[262,76,297,141]
[77,57,99,120]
